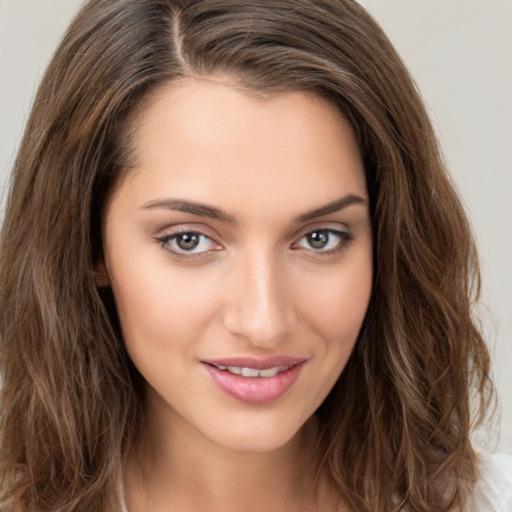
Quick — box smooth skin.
[100,77,373,512]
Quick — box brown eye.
[306,231,330,249]
[294,228,353,253]
[157,231,221,256]
[175,232,201,251]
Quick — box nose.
[221,250,297,348]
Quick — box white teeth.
[241,367,259,377]
[218,365,290,378]
[258,367,280,377]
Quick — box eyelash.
[155,227,354,260]
[292,228,354,256]
[155,228,222,260]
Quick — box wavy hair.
[0,0,494,510]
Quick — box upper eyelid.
[155,231,222,260]
[156,230,220,248]
[154,221,351,243]
[291,221,350,241]
[292,228,350,247]
[155,223,221,241]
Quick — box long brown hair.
[0,1,494,511]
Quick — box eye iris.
[307,230,329,249]
[176,233,200,250]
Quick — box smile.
[211,364,291,378]
[202,357,306,405]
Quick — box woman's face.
[101,78,373,453]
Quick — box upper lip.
[202,356,306,370]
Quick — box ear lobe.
[94,259,111,287]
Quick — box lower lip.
[202,363,304,405]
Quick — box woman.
[0,0,509,511]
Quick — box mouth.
[201,357,306,405]
[205,363,293,378]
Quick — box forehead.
[113,77,367,218]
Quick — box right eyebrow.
[294,194,368,223]
[139,198,236,223]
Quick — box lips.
[202,356,306,405]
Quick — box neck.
[123,393,335,512]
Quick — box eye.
[293,228,353,253]
[156,231,221,256]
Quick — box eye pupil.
[307,231,329,249]
[176,233,200,250]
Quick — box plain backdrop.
[1,1,511,452]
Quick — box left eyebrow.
[294,194,368,223]
[139,198,236,223]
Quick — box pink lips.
[202,356,306,405]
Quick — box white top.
[464,452,512,512]
[120,452,512,512]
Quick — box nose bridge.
[223,246,295,347]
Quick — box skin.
[100,77,373,512]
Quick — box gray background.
[1,0,511,452]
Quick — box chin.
[204,410,314,454]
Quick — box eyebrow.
[140,193,368,224]
[140,198,236,223]
[294,194,368,223]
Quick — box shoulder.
[464,452,512,512]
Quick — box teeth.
[241,367,259,377]
[218,365,290,378]
[258,367,280,377]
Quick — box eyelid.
[152,221,354,260]
[290,223,354,255]
[153,222,224,245]
[154,224,224,259]
[291,221,351,241]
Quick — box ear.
[94,259,111,287]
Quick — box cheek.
[106,249,222,363]
[297,254,373,346]
[296,256,372,404]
